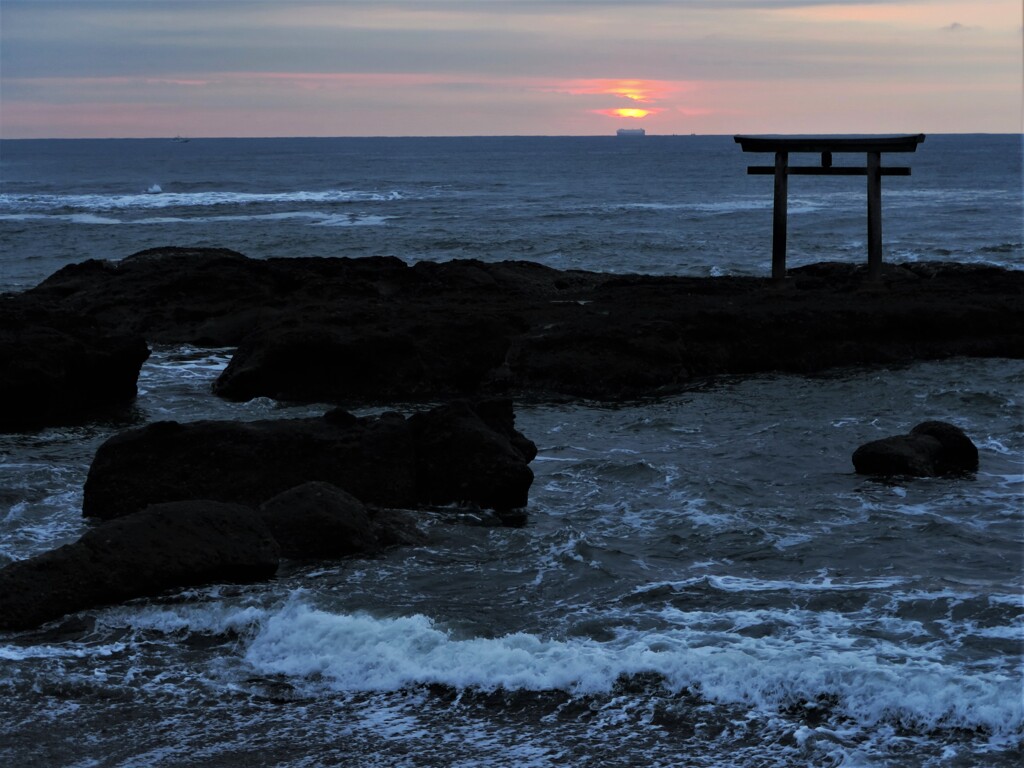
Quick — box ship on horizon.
[616,128,645,137]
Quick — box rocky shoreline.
[1,247,1019,628]
[4,247,1022,429]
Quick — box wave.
[614,199,824,215]
[0,188,405,212]
[0,641,128,661]
[632,573,909,595]
[0,211,392,227]
[240,598,1023,739]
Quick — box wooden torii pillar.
[734,134,925,280]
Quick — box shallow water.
[1,349,1020,767]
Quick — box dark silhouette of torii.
[735,134,926,280]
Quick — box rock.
[0,500,279,631]
[852,421,978,477]
[259,481,427,558]
[258,481,381,559]
[368,507,429,547]
[909,421,979,473]
[82,400,536,520]
[212,318,516,404]
[409,399,537,511]
[0,321,149,432]
[8,247,1020,405]
[21,247,282,346]
[83,412,419,520]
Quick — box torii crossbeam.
[734,134,926,280]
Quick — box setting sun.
[594,107,653,118]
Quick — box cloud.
[591,107,665,118]
[543,79,689,102]
[2,0,1020,136]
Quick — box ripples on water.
[1,135,1021,291]
[1,349,1021,767]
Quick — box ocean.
[0,135,1022,767]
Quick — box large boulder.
[410,399,538,511]
[258,481,427,559]
[852,421,979,477]
[259,481,382,559]
[0,321,149,432]
[0,500,279,631]
[82,400,536,521]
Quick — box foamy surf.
[242,597,1022,741]
[0,188,405,211]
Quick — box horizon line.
[2,131,1017,141]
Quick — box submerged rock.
[0,500,279,631]
[852,421,979,477]
[82,399,535,520]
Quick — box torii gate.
[734,134,925,280]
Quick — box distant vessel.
[616,128,645,137]
[172,135,190,143]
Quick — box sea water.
[0,136,1021,767]
[1,135,1020,289]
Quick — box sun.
[593,107,659,119]
[613,108,651,118]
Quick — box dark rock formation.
[852,421,979,477]
[82,400,535,520]
[259,481,416,559]
[409,399,537,511]
[0,319,149,432]
[212,319,517,404]
[6,248,1021,408]
[0,500,279,631]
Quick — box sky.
[1,0,1020,138]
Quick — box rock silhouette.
[2,248,1020,428]
[852,421,979,477]
[82,399,536,520]
[0,501,279,631]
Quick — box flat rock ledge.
[3,247,1021,423]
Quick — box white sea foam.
[619,200,818,215]
[243,598,1023,738]
[0,642,127,661]
[98,602,270,636]
[0,210,393,227]
[633,572,908,595]
[68,213,120,224]
[0,189,404,212]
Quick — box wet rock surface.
[0,500,279,631]
[0,316,149,432]
[5,247,1021,412]
[258,481,421,560]
[82,399,536,520]
[852,420,979,477]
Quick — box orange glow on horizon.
[554,78,685,103]
[594,107,655,118]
